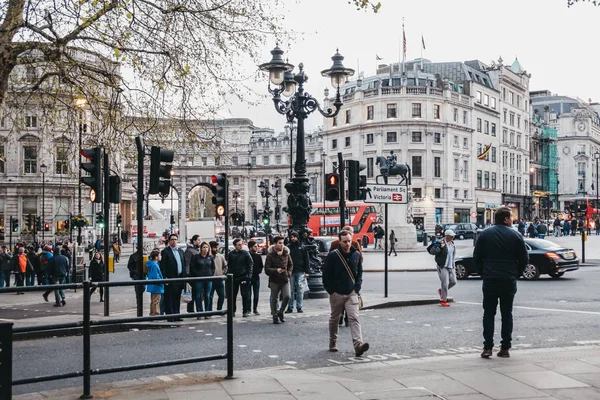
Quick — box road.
[12,264,600,395]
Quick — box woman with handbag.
[189,242,216,319]
[89,251,105,302]
[389,230,397,256]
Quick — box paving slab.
[446,369,548,399]
[535,360,600,374]
[505,370,589,390]
[395,373,479,397]
[565,372,600,387]
[541,386,600,399]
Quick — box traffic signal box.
[325,173,340,201]
[211,173,228,217]
[11,217,18,232]
[80,147,103,203]
[116,213,122,228]
[149,146,174,196]
[347,160,367,201]
[96,212,105,228]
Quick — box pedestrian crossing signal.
[326,173,340,201]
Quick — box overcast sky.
[222,0,598,133]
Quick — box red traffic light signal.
[326,173,340,201]
[212,173,228,217]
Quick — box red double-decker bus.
[308,202,378,243]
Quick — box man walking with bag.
[427,229,457,307]
[474,206,528,358]
[322,230,369,356]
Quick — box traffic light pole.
[224,176,229,259]
[135,136,144,317]
[9,217,12,253]
[337,152,346,229]
[103,150,110,317]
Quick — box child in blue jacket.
[146,250,164,316]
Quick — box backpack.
[426,240,440,255]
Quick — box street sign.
[471,211,477,218]
[365,184,408,204]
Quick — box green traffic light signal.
[262,216,270,225]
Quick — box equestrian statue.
[375,150,412,185]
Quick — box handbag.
[335,250,363,310]
[298,274,309,293]
[181,283,193,304]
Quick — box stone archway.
[187,184,215,220]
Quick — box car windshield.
[526,239,563,250]
[446,225,458,230]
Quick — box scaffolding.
[541,125,558,203]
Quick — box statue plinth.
[388,202,418,251]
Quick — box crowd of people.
[515,216,600,238]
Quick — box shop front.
[485,202,501,226]
[501,194,523,221]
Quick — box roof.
[510,57,524,74]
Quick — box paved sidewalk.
[15,345,600,399]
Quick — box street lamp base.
[306,272,328,298]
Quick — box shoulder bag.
[335,250,363,310]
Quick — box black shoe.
[344,318,349,327]
[43,293,49,302]
[61,299,66,306]
[278,312,285,323]
[481,348,493,358]
[100,298,104,302]
[273,315,280,324]
[297,309,303,313]
[53,303,62,307]
[253,310,260,315]
[285,309,293,314]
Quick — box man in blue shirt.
[160,234,186,320]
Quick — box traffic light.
[80,147,103,203]
[116,213,122,228]
[275,205,281,221]
[109,175,122,204]
[25,214,33,230]
[211,173,227,217]
[253,208,259,221]
[44,223,50,231]
[35,216,42,232]
[11,217,18,232]
[347,160,367,201]
[96,212,105,228]
[262,210,271,226]
[149,146,174,195]
[170,215,175,225]
[325,173,340,201]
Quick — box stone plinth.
[388,203,417,250]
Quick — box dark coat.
[264,245,293,284]
[189,253,215,277]
[473,224,529,280]
[322,247,362,295]
[0,253,12,271]
[48,254,69,279]
[250,251,264,280]
[160,246,186,278]
[227,249,253,282]
[288,240,309,274]
[89,258,105,281]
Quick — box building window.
[263,156,269,165]
[463,160,469,180]
[503,109,507,123]
[233,177,240,186]
[276,155,281,165]
[387,104,397,118]
[464,190,468,199]
[502,151,507,167]
[25,114,37,128]
[491,147,497,163]
[491,123,496,136]
[454,159,459,179]
[23,145,37,174]
[367,157,374,178]
[517,115,521,128]
[434,132,441,144]
[510,176,515,193]
[484,94,489,106]
[201,157,207,166]
[484,171,490,189]
[55,144,69,175]
[434,157,441,178]
[367,105,374,120]
[510,153,515,169]
[333,117,337,127]
[517,154,522,171]
[413,188,422,198]
[477,118,482,132]
[250,179,257,196]
[411,132,422,143]
[463,110,468,125]
[484,120,489,134]
[366,133,374,144]
[453,108,458,122]
[509,91,514,105]
[345,137,351,147]
[454,189,459,198]
[0,109,5,128]
[454,135,459,147]
[517,95,521,108]
[215,156,220,166]
[232,156,239,166]
[411,103,421,118]
[509,112,515,126]
[502,174,507,192]
[477,170,482,188]
[510,131,515,146]
[517,177,522,194]
[476,91,482,103]
[434,104,440,119]
[491,97,496,109]
[463,137,468,148]
[502,128,508,144]
[386,132,397,143]
[0,145,4,173]
[250,156,256,166]
[502,88,506,101]
[434,188,441,198]
[412,156,422,177]
[332,139,338,149]
[477,143,482,156]
[492,173,497,190]
[309,153,315,163]
[345,109,351,124]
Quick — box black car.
[440,223,478,240]
[314,236,336,262]
[454,238,579,280]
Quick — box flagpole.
[420,33,423,70]
[402,18,406,79]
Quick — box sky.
[222,0,600,132]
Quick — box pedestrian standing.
[160,234,186,321]
[146,250,164,316]
[388,230,397,256]
[189,242,215,318]
[474,206,528,358]
[286,231,308,314]
[46,248,69,306]
[183,235,200,313]
[11,247,31,295]
[26,246,38,286]
[427,230,457,307]
[112,240,121,263]
[322,230,369,356]
[227,238,253,317]
[264,236,293,324]
[536,221,547,239]
[209,241,228,311]
[0,246,12,288]
[89,251,105,302]
[248,240,264,315]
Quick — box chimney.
[543,105,550,125]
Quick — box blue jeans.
[287,271,304,311]
[482,279,517,350]
[26,272,35,286]
[54,276,66,304]
[194,281,213,312]
[0,270,9,287]
[251,277,260,312]
[211,280,225,311]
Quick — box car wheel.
[455,263,469,280]
[549,272,565,278]
[522,263,540,280]
[458,234,465,240]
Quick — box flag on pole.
[421,34,426,50]
[403,28,407,59]
[376,54,382,60]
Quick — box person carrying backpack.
[427,229,457,307]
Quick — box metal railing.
[0,275,235,399]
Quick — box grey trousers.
[269,281,290,315]
[437,266,456,301]
[329,292,363,349]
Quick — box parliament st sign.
[365,184,408,204]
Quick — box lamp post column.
[75,98,87,247]
[41,163,47,244]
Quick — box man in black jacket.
[160,234,186,320]
[248,240,264,315]
[322,230,369,357]
[474,206,528,359]
[286,231,309,313]
[227,238,253,317]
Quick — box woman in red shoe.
[428,230,457,307]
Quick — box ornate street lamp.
[260,45,354,296]
[40,163,47,243]
[74,96,87,247]
[594,152,600,218]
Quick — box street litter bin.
[108,256,115,273]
